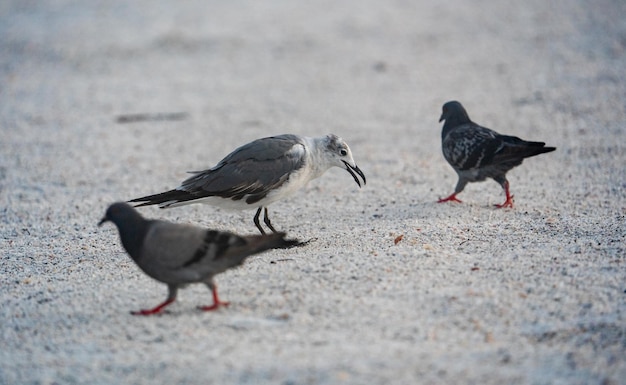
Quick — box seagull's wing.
[180,135,307,204]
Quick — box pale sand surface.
[1,1,625,384]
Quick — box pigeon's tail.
[129,189,198,208]
[243,232,300,253]
[215,232,299,270]
[519,143,557,159]
[500,135,556,159]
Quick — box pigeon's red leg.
[131,298,175,316]
[198,286,229,311]
[131,285,177,316]
[495,181,514,208]
[438,193,463,203]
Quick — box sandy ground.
[1,0,625,384]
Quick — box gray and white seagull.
[438,101,556,208]
[130,134,366,234]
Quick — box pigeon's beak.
[342,161,366,188]
[98,216,109,227]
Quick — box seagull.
[129,134,366,234]
[437,101,556,208]
[98,202,299,315]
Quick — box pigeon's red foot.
[495,195,514,208]
[131,298,175,316]
[438,193,462,203]
[197,287,229,311]
[131,308,164,316]
[494,182,514,208]
[198,301,230,312]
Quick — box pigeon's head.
[321,134,366,188]
[98,202,143,227]
[439,100,470,124]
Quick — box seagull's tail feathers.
[129,189,198,208]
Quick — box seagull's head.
[321,134,366,188]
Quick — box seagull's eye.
[340,149,348,156]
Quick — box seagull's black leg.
[253,207,266,235]
[263,207,277,233]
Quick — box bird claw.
[494,195,514,209]
[198,302,230,312]
[131,308,168,316]
[130,298,176,316]
[437,194,462,203]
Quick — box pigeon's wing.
[134,221,297,285]
[179,135,307,204]
[442,124,502,171]
[139,221,209,268]
[137,221,248,283]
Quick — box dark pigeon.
[437,101,556,208]
[98,202,298,315]
[129,134,366,235]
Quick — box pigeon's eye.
[340,149,348,156]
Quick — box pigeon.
[437,101,556,208]
[129,134,366,234]
[98,202,298,315]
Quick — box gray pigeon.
[438,101,556,208]
[98,202,298,315]
[129,134,366,234]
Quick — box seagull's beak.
[98,216,109,227]
[342,161,366,188]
